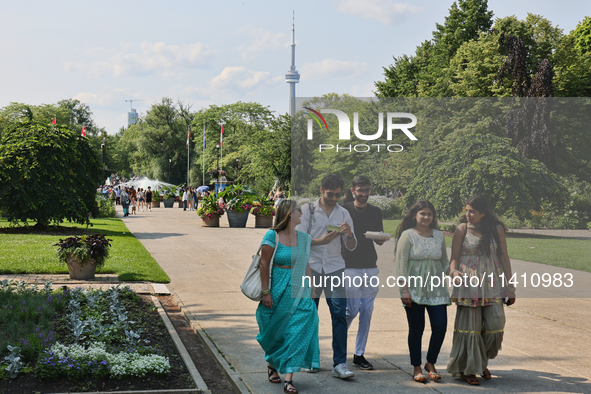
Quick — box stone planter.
[255,215,274,228]
[152,201,161,208]
[227,209,251,228]
[178,200,185,208]
[66,254,97,280]
[201,216,220,227]
[163,198,175,208]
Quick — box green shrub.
[96,195,115,218]
[368,196,403,219]
[502,215,523,229]
[438,224,457,232]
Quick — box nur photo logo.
[303,107,418,153]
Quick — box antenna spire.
[286,11,300,116]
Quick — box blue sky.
[1,0,589,134]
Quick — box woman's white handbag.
[241,231,279,301]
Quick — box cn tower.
[285,12,300,117]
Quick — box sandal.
[462,374,480,385]
[424,363,441,381]
[482,368,492,380]
[284,380,298,393]
[267,366,281,383]
[413,373,427,383]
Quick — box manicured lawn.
[385,220,590,273]
[0,218,170,282]
[443,233,591,273]
[382,219,401,239]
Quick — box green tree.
[0,122,103,228]
[403,133,566,219]
[572,16,591,55]
[376,0,494,97]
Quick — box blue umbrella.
[196,185,209,193]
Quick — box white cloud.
[236,27,288,62]
[64,41,216,78]
[335,0,422,25]
[300,59,369,81]
[209,66,274,90]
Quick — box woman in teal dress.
[395,200,449,383]
[256,200,320,394]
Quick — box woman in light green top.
[395,200,449,383]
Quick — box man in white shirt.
[296,173,357,379]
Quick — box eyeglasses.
[292,207,302,213]
[354,188,370,195]
[325,192,342,199]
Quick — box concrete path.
[120,205,591,394]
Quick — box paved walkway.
[120,205,591,394]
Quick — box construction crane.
[125,99,144,110]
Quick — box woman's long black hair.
[460,195,506,256]
[396,200,438,240]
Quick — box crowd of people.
[255,174,515,393]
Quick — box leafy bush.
[403,134,568,220]
[438,224,457,232]
[502,215,523,229]
[0,122,103,228]
[368,196,404,219]
[96,195,115,218]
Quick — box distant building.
[128,109,138,126]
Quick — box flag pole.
[202,122,206,186]
[219,120,225,177]
[187,126,190,188]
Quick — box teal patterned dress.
[255,230,320,373]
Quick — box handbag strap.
[257,230,279,264]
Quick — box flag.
[81,125,86,137]
[52,116,56,125]
[186,126,191,149]
[220,124,224,147]
[203,124,206,149]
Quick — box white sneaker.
[332,363,354,379]
[302,367,320,373]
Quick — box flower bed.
[0,281,195,392]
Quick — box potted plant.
[197,193,225,227]
[218,184,255,228]
[161,186,177,208]
[251,195,276,228]
[54,234,112,280]
[152,192,161,208]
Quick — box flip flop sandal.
[413,373,428,383]
[462,374,480,385]
[425,364,441,380]
[267,366,281,383]
[482,369,492,379]
[427,371,442,380]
